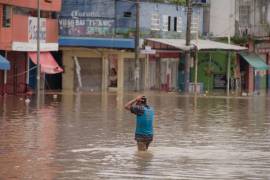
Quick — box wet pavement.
[0,93,270,179]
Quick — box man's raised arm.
[124,95,143,110]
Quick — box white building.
[235,0,270,37]
[209,0,235,37]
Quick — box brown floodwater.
[0,93,269,180]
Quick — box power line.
[6,66,37,79]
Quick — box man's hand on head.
[136,95,143,101]
[125,95,144,111]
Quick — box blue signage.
[60,0,115,37]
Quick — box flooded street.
[0,93,270,179]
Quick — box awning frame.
[146,38,248,52]
[0,55,10,70]
[28,52,63,74]
[239,52,270,70]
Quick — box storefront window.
[2,5,11,27]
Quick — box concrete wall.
[0,0,62,12]
[62,50,75,91]
[0,5,59,50]
[209,0,235,37]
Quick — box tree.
[169,0,186,6]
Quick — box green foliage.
[169,0,186,5]
[213,36,248,46]
[231,36,248,45]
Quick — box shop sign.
[70,10,99,18]
[141,46,156,54]
[28,17,46,43]
[59,18,114,36]
[12,42,58,52]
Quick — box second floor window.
[162,15,172,32]
[151,13,160,31]
[162,15,168,31]
[191,15,200,33]
[3,5,11,28]
[168,16,171,31]
[239,5,250,27]
[174,17,177,31]
[123,11,132,18]
[177,17,182,32]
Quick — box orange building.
[0,0,62,95]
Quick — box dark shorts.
[135,134,153,143]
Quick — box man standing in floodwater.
[125,95,154,151]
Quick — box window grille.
[239,5,250,26]
[191,15,199,33]
[151,13,160,31]
[162,15,168,31]
[177,16,182,32]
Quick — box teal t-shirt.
[131,105,154,136]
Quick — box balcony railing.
[252,24,270,37]
[238,24,270,37]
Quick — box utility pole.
[227,1,233,96]
[227,36,231,96]
[184,0,192,93]
[135,0,140,91]
[36,0,41,95]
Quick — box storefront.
[147,52,180,91]
[145,38,247,94]
[238,52,269,95]
[59,37,147,92]
[0,1,62,95]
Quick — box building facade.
[0,0,62,95]
[59,0,135,92]
[206,0,270,95]
[235,0,270,95]
[209,0,235,37]
[59,0,205,92]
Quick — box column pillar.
[144,54,149,90]
[102,54,109,92]
[62,51,75,91]
[247,65,254,95]
[117,54,124,92]
[235,54,241,93]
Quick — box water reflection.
[0,95,58,179]
[0,93,270,179]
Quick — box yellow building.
[60,37,147,92]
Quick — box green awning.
[239,52,270,70]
